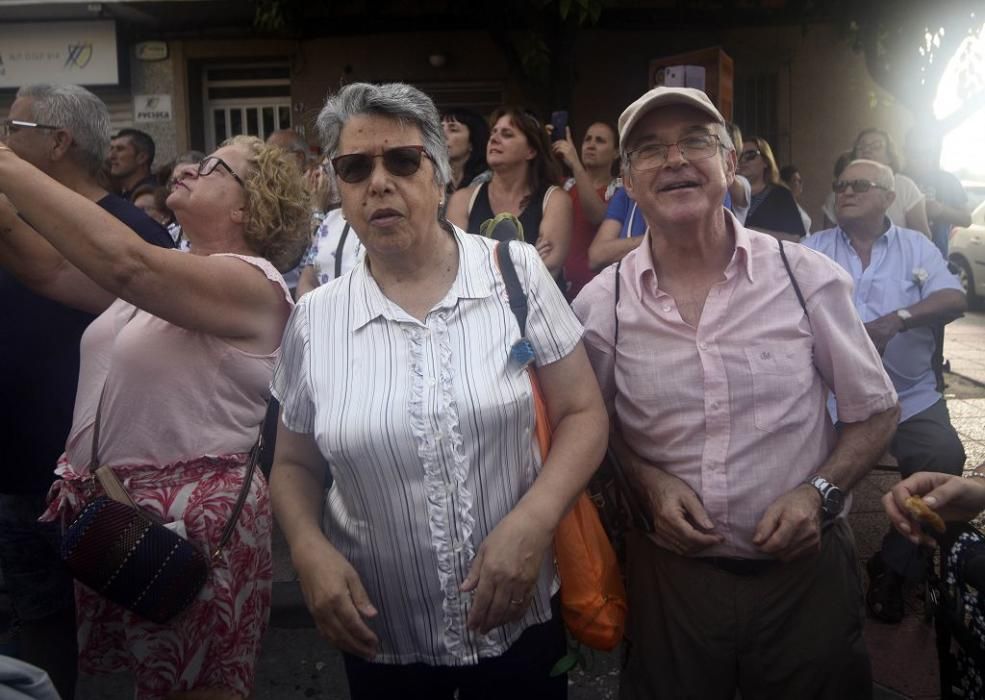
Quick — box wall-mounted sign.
[135,42,168,62]
[134,94,172,122]
[0,21,118,89]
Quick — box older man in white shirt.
[804,158,967,624]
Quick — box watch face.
[825,488,845,516]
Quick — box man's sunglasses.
[332,145,431,184]
[832,179,890,194]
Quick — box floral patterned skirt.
[42,453,272,700]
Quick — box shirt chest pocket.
[744,343,815,433]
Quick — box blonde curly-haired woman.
[0,135,311,700]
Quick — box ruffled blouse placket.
[405,311,479,660]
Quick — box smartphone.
[550,110,569,142]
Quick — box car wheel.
[952,256,982,309]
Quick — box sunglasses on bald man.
[832,179,891,194]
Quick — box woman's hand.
[293,535,380,659]
[460,507,554,634]
[883,471,985,546]
[551,127,581,171]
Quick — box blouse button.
[662,304,672,312]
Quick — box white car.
[949,200,985,307]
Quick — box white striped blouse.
[271,226,583,665]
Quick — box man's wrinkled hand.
[752,484,823,561]
[637,467,723,555]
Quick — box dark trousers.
[342,604,567,700]
[620,520,871,700]
[883,398,966,578]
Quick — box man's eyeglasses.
[832,179,890,194]
[626,134,722,171]
[332,145,431,184]
[738,150,762,163]
[197,156,246,188]
[1,119,61,138]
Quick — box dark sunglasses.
[332,145,430,184]
[197,156,246,188]
[738,150,761,163]
[832,179,890,194]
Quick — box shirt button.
[662,304,672,312]
[760,351,772,360]
[711,401,720,410]
[699,342,708,350]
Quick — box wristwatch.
[807,475,845,520]
[896,308,913,331]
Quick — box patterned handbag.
[60,345,261,624]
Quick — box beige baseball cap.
[618,86,725,143]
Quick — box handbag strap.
[86,303,263,562]
[778,238,809,319]
[494,236,528,336]
[333,222,351,279]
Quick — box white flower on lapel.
[912,267,929,287]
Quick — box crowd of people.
[0,77,979,700]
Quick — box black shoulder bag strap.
[495,237,528,335]
[778,238,809,320]
[614,260,623,346]
[334,222,351,280]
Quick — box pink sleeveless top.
[65,254,292,470]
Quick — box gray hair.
[316,82,451,190]
[16,84,110,177]
[620,121,734,172]
[845,159,895,191]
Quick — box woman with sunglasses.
[0,135,310,700]
[737,136,806,240]
[446,106,572,277]
[271,82,607,699]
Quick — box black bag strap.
[88,303,261,562]
[494,236,528,336]
[334,222,351,279]
[778,239,809,319]
[614,260,623,347]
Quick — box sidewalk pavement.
[64,311,985,699]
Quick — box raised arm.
[0,145,289,344]
[0,196,113,314]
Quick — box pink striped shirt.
[572,213,897,558]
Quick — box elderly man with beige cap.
[572,86,900,697]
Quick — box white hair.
[845,159,895,191]
[316,82,451,190]
[16,84,110,176]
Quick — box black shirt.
[466,182,550,244]
[746,184,807,238]
[0,194,174,494]
[120,173,160,202]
